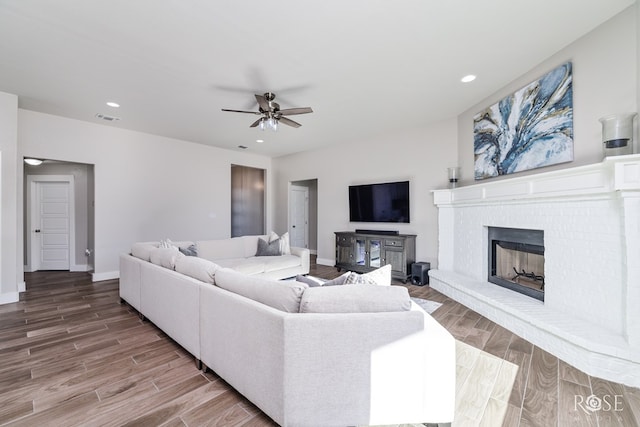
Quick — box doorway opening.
[231,165,265,237]
[289,179,318,254]
[24,159,95,273]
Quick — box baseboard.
[71,263,91,272]
[25,264,90,273]
[18,281,26,293]
[0,291,19,305]
[316,257,334,266]
[91,270,119,282]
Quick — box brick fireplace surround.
[431,154,640,388]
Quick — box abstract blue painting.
[473,62,573,180]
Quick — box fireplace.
[430,155,640,388]
[488,227,544,301]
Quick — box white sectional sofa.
[119,235,455,426]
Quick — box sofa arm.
[290,246,310,274]
[283,307,455,425]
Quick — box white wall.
[457,6,638,185]
[18,110,273,280]
[0,92,19,303]
[273,119,458,268]
[272,7,638,271]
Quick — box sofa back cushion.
[131,242,160,261]
[149,247,183,269]
[215,268,308,313]
[196,238,245,261]
[175,256,220,284]
[299,284,411,313]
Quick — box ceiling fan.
[222,92,313,131]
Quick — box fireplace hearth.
[488,227,544,301]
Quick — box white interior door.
[29,177,75,271]
[37,181,70,270]
[289,185,309,249]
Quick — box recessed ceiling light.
[24,158,43,166]
[106,101,120,108]
[461,75,476,83]
[256,139,264,143]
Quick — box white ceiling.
[0,0,635,158]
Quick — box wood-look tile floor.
[0,267,638,427]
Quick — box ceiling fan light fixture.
[258,116,279,132]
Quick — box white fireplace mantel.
[433,154,640,206]
[430,154,640,388]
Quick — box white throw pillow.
[159,238,176,249]
[344,264,392,286]
[278,232,291,255]
[267,231,291,255]
[299,284,411,313]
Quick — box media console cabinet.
[334,231,416,283]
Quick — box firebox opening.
[488,227,544,302]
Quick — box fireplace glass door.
[488,227,545,301]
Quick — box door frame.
[288,184,309,249]
[26,175,76,272]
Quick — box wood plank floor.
[0,266,638,426]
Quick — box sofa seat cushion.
[299,284,411,313]
[215,268,308,313]
[260,255,302,272]
[214,258,266,275]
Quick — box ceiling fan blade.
[249,118,262,128]
[221,108,260,114]
[278,117,302,128]
[279,107,313,116]
[255,94,270,111]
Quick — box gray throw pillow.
[296,272,350,287]
[178,244,198,257]
[295,275,326,287]
[321,272,351,286]
[256,237,281,256]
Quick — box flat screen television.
[349,181,410,223]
